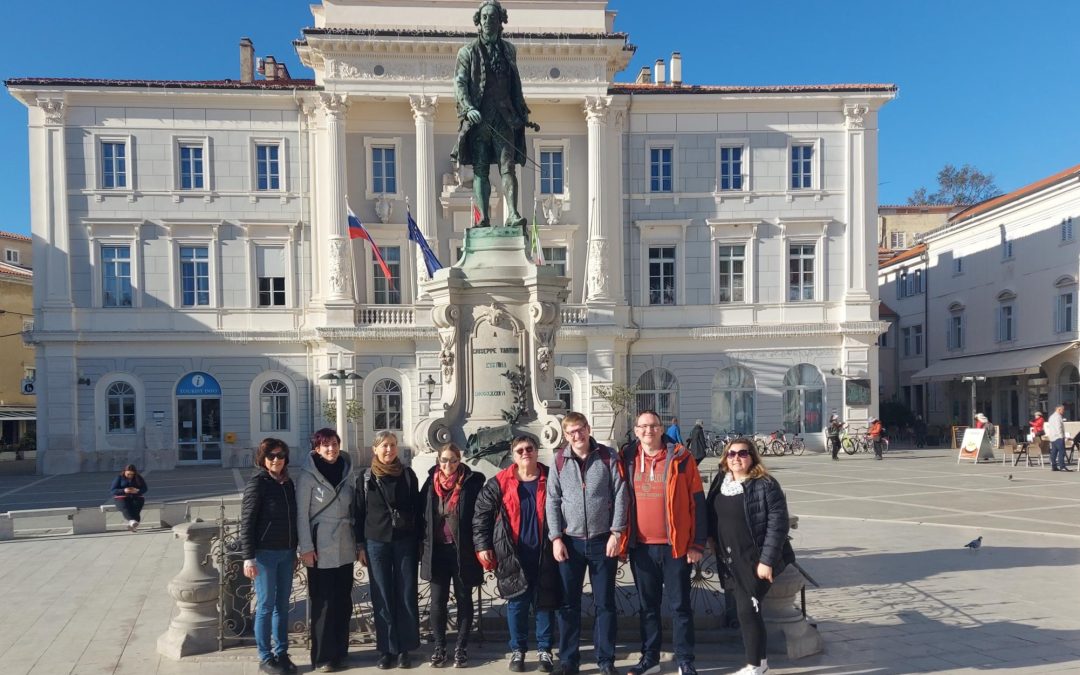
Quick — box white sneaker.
[733,661,768,675]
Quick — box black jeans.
[308,563,354,666]
[729,576,771,667]
[117,496,144,522]
[829,436,841,459]
[428,542,474,649]
[629,544,695,663]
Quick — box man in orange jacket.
[869,417,884,460]
[619,410,707,675]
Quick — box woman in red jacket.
[1031,411,1045,438]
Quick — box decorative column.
[409,94,439,299]
[156,521,221,659]
[584,96,615,305]
[34,98,74,313]
[843,102,874,314]
[319,93,354,325]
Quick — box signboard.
[957,427,994,463]
[845,378,871,406]
[470,324,520,420]
[176,372,221,397]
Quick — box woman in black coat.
[705,437,793,675]
[240,438,299,674]
[419,443,485,668]
[109,464,148,531]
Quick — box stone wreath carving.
[328,238,349,297]
[536,346,553,373]
[439,333,456,380]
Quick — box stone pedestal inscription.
[470,323,521,421]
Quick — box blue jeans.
[629,544,695,663]
[254,548,296,661]
[556,535,617,667]
[506,579,554,653]
[1051,438,1067,469]
[367,538,420,655]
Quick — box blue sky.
[2,0,1078,236]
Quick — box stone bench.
[100,501,190,528]
[0,506,103,537]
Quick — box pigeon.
[964,536,983,550]
[1005,474,1013,481]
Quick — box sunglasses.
[514,446,536,455]
[437,457,461,464]
[726,449,751,459]
[267,453,287,461]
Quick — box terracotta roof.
[948,163,1080,226]
[878,204,964,212]
[301,27,631,40]
[5,77,317,90]
[879,243,928,268]
[879,301,898,318]
[0,231,30,243]
[0,261,32,280]
[608,82,897,95]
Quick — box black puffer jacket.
[472,464,561,608]
[705,473,794,575]
[240,469,298,560]
[418,464,486,587]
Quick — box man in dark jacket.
[687,420,707,464]
[474,435,560,673]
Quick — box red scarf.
[433,466,464,514]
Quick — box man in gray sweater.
[546,412,628,675]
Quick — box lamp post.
[424,373,436,409]
[961,375,986,424]
[320,368,362,453]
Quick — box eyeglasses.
[514,446,536,455]
[267,453,287,461]
[727,449,751,459]
[564,427,588,438]
[437,457,460,464]
[635,424,662,430]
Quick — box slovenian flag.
[530,200,545,266]
[407,206,443,279]
[347,203,394,287]
[471,198,482,225]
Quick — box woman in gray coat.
[297,428,357,673]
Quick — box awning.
[0,408,36,422]
[911,343,1077,382]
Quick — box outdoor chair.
[1001,438,1018,466]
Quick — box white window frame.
[708,219,759,305]
[954,256,964,276]
[526,222,579,298]
[787,242,817,303]
[902,326,912,358]
[162,220,221,309]
[998,304,1015,342]
[85,220,142,309]
[1001,230,1013,260]
[1062,217,1074,243]
[912,324,923,356]
[1055,276,1077,334]
[4,248,20,264]
[531,137,572,204]
[715,138,750,194]
[357,221,410,305]
[363,137,403,199]
[249,371,300,449]
[251,138,287,193]
[238,221,298,310]
[362,367,411,440]
[948,304,965,351]
[889,231,907,249]
[95,373,144,444]
[635,219,691,306]
[173,136,211,193]
[786,137,822,193]
[779,218,827,304]
[645,139,676,194]
[95,134,134,193]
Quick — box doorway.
[176,372,222,464]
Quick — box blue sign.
[176,372,221,397]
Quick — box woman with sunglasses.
[418,443,485,667]
[705,438,795,675]
[241,438,299,674]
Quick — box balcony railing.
[561,305,588,325]
[356,305,415,326]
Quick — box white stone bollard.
[762,514,824,658]
[157,521,221,659]
[0,514,13,540]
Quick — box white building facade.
[8,0,893,473]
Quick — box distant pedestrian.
[666,417,684,446]
[1046,405,1071,472]
[705,438,794,675]
[687,419,707,464]
[241,438,299,675]
[868,418,884,460]
[110,464,147,531]
[975,413,997,448]
[826,414,844,461]
[1030,412,1045,439]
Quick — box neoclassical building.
[8,0,893,473]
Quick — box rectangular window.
[718,146,743,191]
[647,246,677,305]
[998,305,1014,342]
[949,314,964,350]
[914,269,923,294]
[954,257,964,275]
[1057,292,1075,333]
[101,245,132,308]
[790,143,813,190]
[717,244,745,303]
[1002,237,1013,259]
[649,147,673,193]
[179,144,204,190]
[179,246,210,307]
[890,231,906,249]
[101,141,127,189]
[913,324,923,355]
[371,146,396,194]
[878,329,888,348]
[256,246,286,307]
[788,244,815,301]
[255,144,280,191]
[902,327,911,357]
[4,249,18,264]
[1063,217,1074,242]
[542,246,567,277]
[373,246,402,305]
[539,149,564,194]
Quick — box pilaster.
[318,93,355,325]
[409,94,439,299]
[584,95,616,308]
[843,102,875,319]
[31,97,74,325]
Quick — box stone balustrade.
[355,304,415,326]
[561,304,589,325]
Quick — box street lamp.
[960,375,986,424]
[320,368,362,453]
[424,373,437,407]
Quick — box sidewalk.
[1,448,1078,674]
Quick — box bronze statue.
[452,0,538,230]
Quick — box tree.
[322,399,365,455]
[593,383,639,439]
[906,164,1001,206]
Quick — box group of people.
[825,413,887,460]
[239,412,792,675]
[1034,405,1074,471]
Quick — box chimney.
[670,51,682,86]
[262,55,277,82]
[653,59,665,85]
[239,37,255,83]
[276,62,291,81]
[635,65,652,84]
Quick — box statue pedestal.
[415,227,570,460]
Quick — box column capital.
[37,98,66,126]
[408,94,439,122]
[844,103,869,130]
[319,92,349,118]
[583,95,612,124]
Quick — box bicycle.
[765,429,804,456]
[841,426,866,455]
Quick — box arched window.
[554,377,573,411]
[712,366,755,434]
[373,379,403,431]
[782,364,824,434]
[1058,365,1080,421]
[106,382,136,433]
[635,368,678,425]
[259,380,290,432]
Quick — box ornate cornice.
[37,98,65,125]
[844,103,869,130]
[692,321,889,340]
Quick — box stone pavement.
[1,447,1079,674]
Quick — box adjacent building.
[7,0,894,473]
[0,230,35,450]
